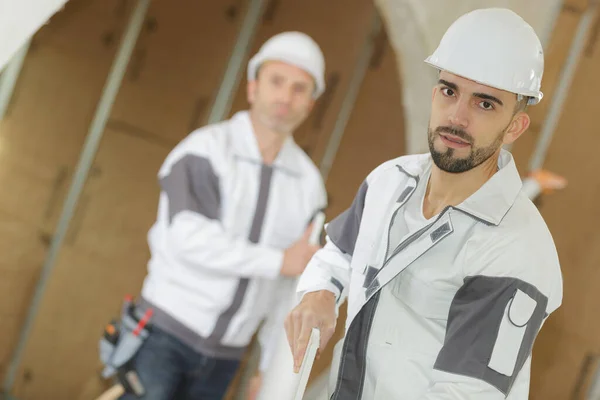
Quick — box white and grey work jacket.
[140,111,326,371]
[297,150,563,399]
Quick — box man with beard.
[284,8,563,400]
[119,32,328,400]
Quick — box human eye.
[441,87,455,97]
[478,100,494,110]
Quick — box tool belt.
[99,295,153,397]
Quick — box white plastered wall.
[0,0,69,71]
[375,0,563,154]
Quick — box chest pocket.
[391,271,456,320]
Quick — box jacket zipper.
[370,205,453,294]
[380,184,418,269]
[381,205,405,268]
[391,205,451,260]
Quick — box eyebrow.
[438,79,504,107]
[473,92,504,106]
[438,79,458,91]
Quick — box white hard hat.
[247,31,326,99]
[425,8,544,105]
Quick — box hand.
[284,290,337,373]
[246,373,262,400]
[280,223,321,277]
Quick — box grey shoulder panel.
[434,275,548,395]
[326,180,368,256]
[160,154,221,223]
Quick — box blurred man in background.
[120,31,328,400]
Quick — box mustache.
[434,126,473,144]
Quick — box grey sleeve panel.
[434,275,548,396]
[326,180,368,256]
[160,154,221,223]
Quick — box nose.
[448,99,469,128]
[276,85,293,104]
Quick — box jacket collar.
[398,149,522,226]
[229,111,303,176]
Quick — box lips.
[440,133,469,145]
[440,133,470,145]
[439,133,471,149]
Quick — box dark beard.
[428,126,504,173]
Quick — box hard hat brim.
[247,54,325,99]
[424,58,543,106]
